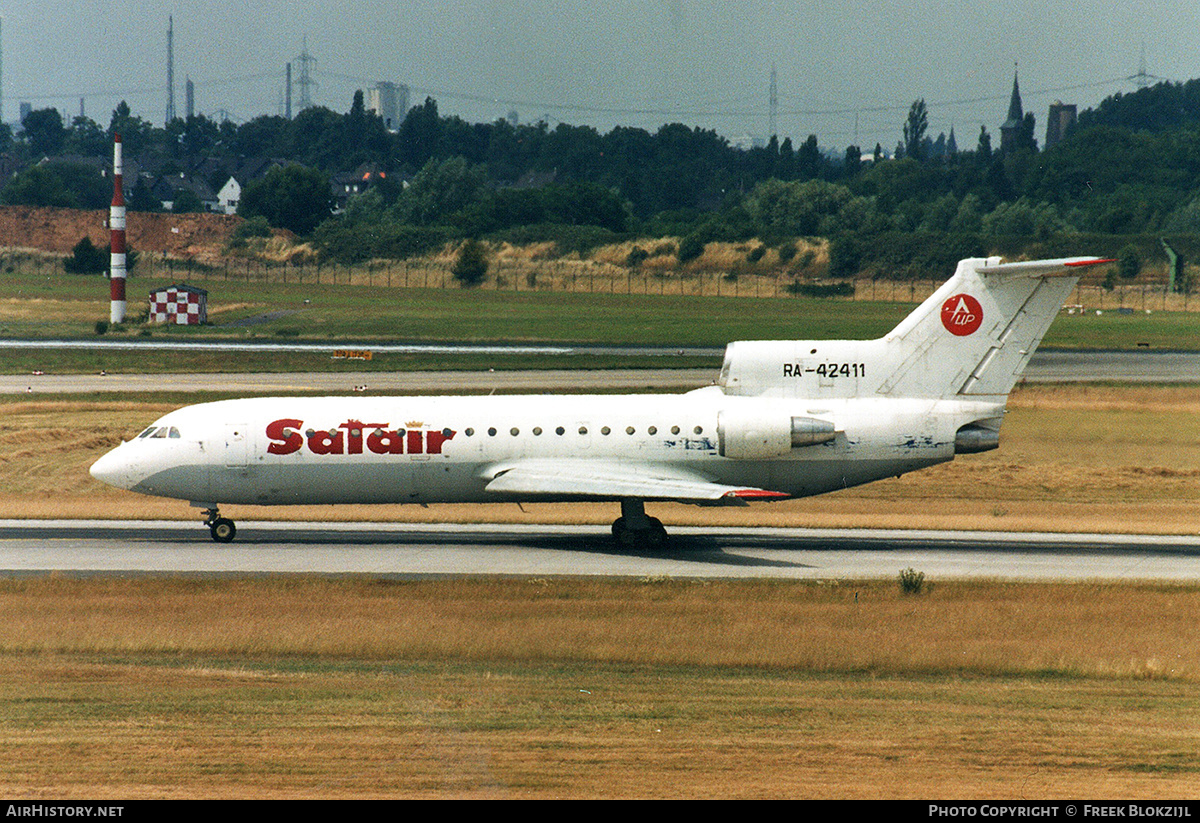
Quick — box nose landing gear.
[201,507,237,543]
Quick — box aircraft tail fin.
[875,256,1110,399]
[717,256,1112,400]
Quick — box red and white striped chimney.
[109,134,126,324]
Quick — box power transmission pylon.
[1129,44,1161,90]
[769,64,777,140]
[294,37,317,111]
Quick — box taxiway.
[1,521,1197,581]
[2,350,1197,394]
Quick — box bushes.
[1117,244,1142,280]
[238,164,332,236]
[495,224,624,258]
[233,215,273,240]
[452,239,489,286]
[787,281,854,298]
[899,568,927,596]
[827,235,863,280]
[63,237,108,274]
[677,234,705,264]
[830,231,984,279]
[312,221,449,263]
[625,246,650,267]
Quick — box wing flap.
[482,460,788,504]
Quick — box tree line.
[8,80,1200,280]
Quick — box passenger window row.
[463,425,704,437]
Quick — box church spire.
[1000,66,1025,153]
[1003,68,1023,127]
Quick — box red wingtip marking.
[1064,258,1115,267]
[726,489,791,500]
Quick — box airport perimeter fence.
[141,255,1200,313]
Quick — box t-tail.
[718,256,1112,403]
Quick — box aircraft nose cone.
[90,447,135,490]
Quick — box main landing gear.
[201,507,237,543]
[611,499,668,548]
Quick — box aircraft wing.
[482,459,789,504]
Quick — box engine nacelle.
[718,409,836,459]
[954,423,1000,454]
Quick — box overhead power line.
[321,70,1139,122]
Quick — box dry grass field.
[3,382,1200,799]
[1,576,1199,799]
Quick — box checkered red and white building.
[148,284,208,325]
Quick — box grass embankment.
[2,576,1198,799]
[6,383,1200,535]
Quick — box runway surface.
[2,520,1198,581]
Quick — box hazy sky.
[4,1,1198,152]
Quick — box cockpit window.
[718,356,731,387]
[138,426,182,440]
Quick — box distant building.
[730,134,766,151]
[149,284,208,325]
[150,173,218,213]
[368,82,409,131]
[217,177,241,215]
[999,70,1024,154]
[1045,102,1077,149]
[330,162,388,212]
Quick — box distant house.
[216,176,241,215]
[149,283,208,325]
[151,172,218,213]
[233,156,286,183]
[39,154,108,175]
[330,162,388,212]
[185,156,286,215]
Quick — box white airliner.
[90,255,1108,545]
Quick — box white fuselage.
[90,386,1000,508]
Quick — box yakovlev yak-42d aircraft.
[90,256,1109,545]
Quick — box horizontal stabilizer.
[976,256,1114,278]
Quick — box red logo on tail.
[941,294,983,336]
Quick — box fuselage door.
[224,423,249,468]
[575,420,593,450]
